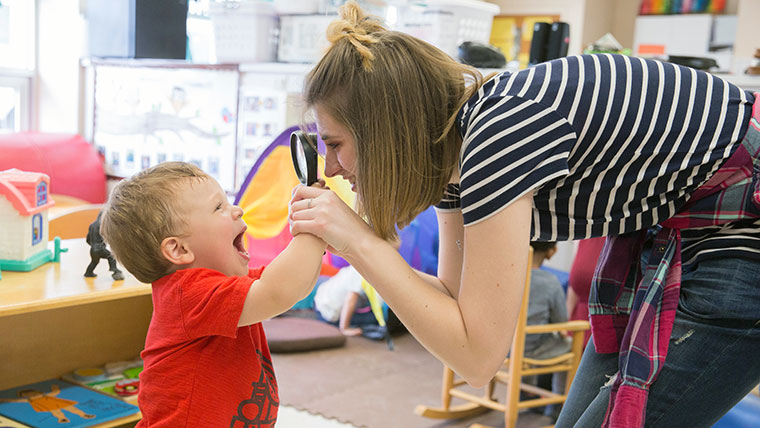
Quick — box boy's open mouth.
[233,228,249,260]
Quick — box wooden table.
[0,239,150,317]
[1,239,150,427]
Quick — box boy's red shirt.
[136,267,278,427]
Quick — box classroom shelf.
[1,239,152,428]
[0,239,150,318]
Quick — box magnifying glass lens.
[295,139,308,177]
[290,131,319,185]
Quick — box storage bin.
[209,0,279,63]
[273,0,323,14]
[277,14,337,63]
[398,0,500,60]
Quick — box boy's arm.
[237,233,326,326]
[549,281,569,324]
[338,291,363,336]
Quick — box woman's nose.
[323,151,340,178]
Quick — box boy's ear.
[161,236,194,266]
[545,246,557,260]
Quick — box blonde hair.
[304,1,484,240]
[100,162,210,283]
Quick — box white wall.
[35,0,85,133]
[610,0,639,50]
[734,0,760,72]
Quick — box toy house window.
[36,181,47,206]
[32,213,42,245]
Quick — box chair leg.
[442,365,455,410]
[566,331,585,392]
[504,363,521,428]
[485,377,496,401]
[415,365,491,420]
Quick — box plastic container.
[277,14,337,63]
[209,0,279,63]
[398,0,500,59]
[273,0,323,14]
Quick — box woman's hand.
[289,184,376,258]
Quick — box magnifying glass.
[290,130,319,186]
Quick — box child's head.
[530,241,557,264]
[101,162,250,283]
[303,0,484,240]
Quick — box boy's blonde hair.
[100,162,210,283]
[304,0,484,240]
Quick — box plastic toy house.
[0,169,65,272]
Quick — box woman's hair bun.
[325,0,386,69]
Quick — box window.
[36,182,48,206]
[0,75,29,133]
[0,0,35,71]
[0,0,35,132]
[32,213,43,245]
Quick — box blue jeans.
[556,255,760,428]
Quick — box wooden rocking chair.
[415,250,590,428]
[49,204,103,240]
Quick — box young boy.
[525,241,571,421]
[100,162,326,427]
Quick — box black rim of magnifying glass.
[290,131,319,185]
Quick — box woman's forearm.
[344,228,527,387]
[344,193,533,387]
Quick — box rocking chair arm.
[524,320,590,335]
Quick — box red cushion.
[0,132,106,203]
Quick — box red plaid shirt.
[589,95,760,428]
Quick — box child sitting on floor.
[100,162,326,428]
[314,265,381,336]
[314,238,401,337]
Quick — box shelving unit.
[0,238,150,427]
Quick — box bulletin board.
[92,64,240,192]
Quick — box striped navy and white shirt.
[440,54,758,264]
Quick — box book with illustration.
[0,379,138,428]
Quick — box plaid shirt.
[589,96,760,428]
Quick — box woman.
[289,2,760,427]
[566,237,606,349]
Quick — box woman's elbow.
[461,370,495,389]
[458,359,502,388]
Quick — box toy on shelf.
[0,169,67,273]
[61,358,143,404]
[747,48,760,76]
[84,212,124,280]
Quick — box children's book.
[0,415,32,427]
[0,379,138,428]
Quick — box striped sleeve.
[459,95,576,226]
[434,183,461,211]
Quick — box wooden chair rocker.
[415,249,590,428]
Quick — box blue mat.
[713,393,760,428]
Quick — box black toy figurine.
[84,211,124,280]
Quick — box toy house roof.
[0,168,56,216]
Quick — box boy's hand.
[310,178,328,190]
